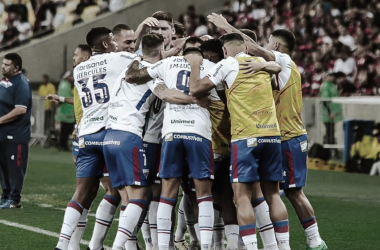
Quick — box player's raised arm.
[134,17,160,52]
[240,59,281,75]
[125,60,153,84]
[185,52,215,98]
[208,13,275,61]
[46,94,74,104]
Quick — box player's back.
[74,52,137,136]
[151,56,215,140]
[227,56,280,141]
[107,60,157,137]
[272,51,306,141]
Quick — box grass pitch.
[0,146,379,250]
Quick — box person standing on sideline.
[0,53,32,209]
[55,71,75,151]
[38,73,56,133]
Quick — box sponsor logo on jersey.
[252,110,273,116]
[247,137,257,147]
[79,137,85,148]
[109,115,118,122]
[84,116,104,125]
[0,79,12,88]
[170,104,200,112]
[171,119,195,125]
[213,64,223,77]
[165,133,173,141]
[257,138,281,143]
[143,168,149,179]
[300,140,308,152]
[256,123,277,129]
[173,134,203,142]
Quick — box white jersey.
[272,50,292,90]
[74,52,137,137]
[147,56,215,140]
[107,60,162,138]
[143,97,165,144]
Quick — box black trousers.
[60,122,75,151]
[0,141,29,202]
[324,122,336,144]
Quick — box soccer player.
[0,53,31,209]
[185,33,289,250]
[242,29,328,250]
[125,47,217,250]
[113,24,137,53]
[183,37,204,51]
[54,27,137,250]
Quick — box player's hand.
[72,127,78,141]
[184,53,203,66]
[195,95,211,108]
[140,17,159,28]
[46,94,60,104]
[240,59,264,75]
[207,13,230,31]
[172,36,190,50]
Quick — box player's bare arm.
[125,60,153,84]
[240,60,281,75]
[154,84,195,104]
[46,94,74,104]
[164,36,189,57]
[208,13,275,61]
[134,17,160,52]
[0,107,27,124]
[185,54,215,98]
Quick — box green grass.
[0,146,379,249]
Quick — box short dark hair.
[112,24,132,36]
[142,33,164,57]
[86,27,112,47]
[184,37,204,49]
[77,44,92,55]
[4,53,22,70]
[174,21,186,38]
[200,39,224,62]
[152,11,173,26]
[220,33,245,45]
[271,29,296,52]
[239,29,257,43]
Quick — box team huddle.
[51,10,328,250]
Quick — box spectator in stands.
[336,71,356,96]
[347,126,380,173]
[38,74,56,133]
[354,68,375,95]
[16,11,32,44]
[333,45,356,81]
[0,18,19,50]
[172,21,186,41]
[108,0,124,12]
[55,71,75,151]
[7,0,28,24]
[193,15,208,37]
[320,72,343,151]
[33,0,57,36]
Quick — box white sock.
[175,197,187,242]
[273,220,290,250]
[157,196,177,250]
[89,195,119,250]
[197,196,214,249]
[183,194,197,243]
[68,208,89,250]
[112,200,146,250]
[252,198,277,249]
[56,200,83,250]
[225,224,239,249]
[301,217,322,248]
[124,228,138,250]
[149,199,159,248]
[194,223,201,244]
[213,204,225,249]
[239,224,257,250]
[238,233,246,249]
[142,213,152,249]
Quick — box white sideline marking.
[0,219,112,250]
[40,203,119,221]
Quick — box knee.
[284,188,304,203]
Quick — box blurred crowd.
[180,0,380,97]
[0,0,125,51]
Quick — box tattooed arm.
[125,60,153,84]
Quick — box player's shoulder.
[272,50,291,62]
[111,51,138,60]
[202,59,215,69]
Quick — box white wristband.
[59,96,65,103]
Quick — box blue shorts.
[230,136,283,183]
[104,129,148,188]
[280,134,308,189]
[160,133,214,180]
[212,154,233,194]
[76,129,107,178]
[144,142,161,184]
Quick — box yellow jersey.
[272,51,306,141]
[73,87,83,125]
[208,99,231,156]
[38,82,56,110]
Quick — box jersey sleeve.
[272,50,292,90]
[146,77,165,93]
[207,57,238,88]
[114,52,138,70]
[147,58,169,80]
[14,80,30,109]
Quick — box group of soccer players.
[50,9,328,250]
